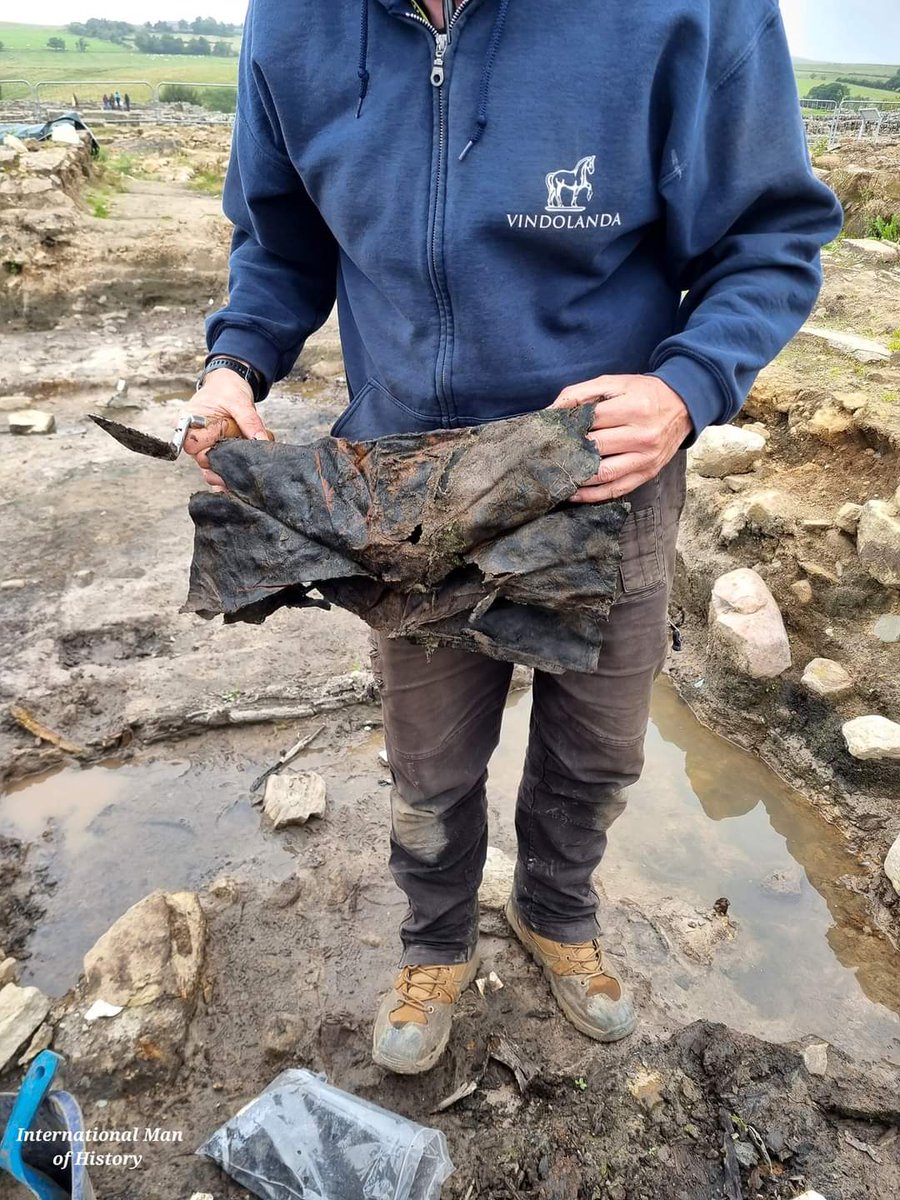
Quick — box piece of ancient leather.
[184,406,629,673]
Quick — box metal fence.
[0,79,237,126]
[2,77,900,141]
[801,96,900,146]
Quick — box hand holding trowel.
[90,389,274,487]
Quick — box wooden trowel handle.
[210,415,275,442]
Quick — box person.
[114,90,122,110]
[182,0,842,1075]
[101,94,109,111]
[123,93,131,112]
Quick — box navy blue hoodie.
[207,0,843,441]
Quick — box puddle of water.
[0,752,297,996]
[490,676,900,1060]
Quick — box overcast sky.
[10,0,900,64]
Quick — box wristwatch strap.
[198,355,265,404]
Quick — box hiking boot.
[505,897,636,1042]
[372,957,480,1074]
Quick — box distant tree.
[46,36,67,51]
[212,39,235,57]
[0,41,5,52]
[807,81,849,103]
[76,37,89,52]
[186,36,211,55]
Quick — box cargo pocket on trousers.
[617,506,665,598]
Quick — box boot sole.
[372,954,481,1075]
[505,898,636,1044]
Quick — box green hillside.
[0,21,240,90]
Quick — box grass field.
[0,21,240,97]
[1,27,898,107]
[794,61,900,102]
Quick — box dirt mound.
[814,141,900,237]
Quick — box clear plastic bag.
[197,1069,454,1200]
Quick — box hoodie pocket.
[330,379,438,440]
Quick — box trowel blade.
[89,414,178,461]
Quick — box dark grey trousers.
[372,453,686,966]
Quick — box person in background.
[124,93,131,113]
[180,0,843,1075]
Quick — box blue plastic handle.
[0,1051,72,1200]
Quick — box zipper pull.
[431,33,448,86]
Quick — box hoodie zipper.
[405,0,473,426]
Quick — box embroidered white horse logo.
[545,155,596,213]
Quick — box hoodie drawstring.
[356,0,512,159]
[458,0,511,160]
[357,0,371,118]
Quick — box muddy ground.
[1,126,899,1199]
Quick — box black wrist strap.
[198,355,265,404]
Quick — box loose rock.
[801,658,854,700]
[687,425,766,478]
[802,1042,829,1076]
[790,579,814,605]
[0,982,51,1073]
[834,502,863,535]
[8,410,56,435]
[263,771,328,828]
[0,957,18,986]
[843,237,900,263]
[708,569,791,679]
[857,499,900,587]
[884,835,900,897]
[83,889,206,1007]
[842,715,900,762]
[718,489,795,543]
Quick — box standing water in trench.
[2,675,898,1065]
[489,675,900,1063]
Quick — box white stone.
[802,1042,829,1076]
[857,499,900,587]
[84,890,206,1007]
[0,579,27,590]
[791,1193,829,1200]
[8,410,56,435]
[264,771,327,828]
[709,569,791,679]
[884,835,900,897]
[799,324,890,364]
[189,1194,215,1200]
[834,503,862,535]
[842,716,900,762]
[801,658,853,700]
[479,845,515,910]
[687,425,766,478]
[0,958,18,986]
[0,983,51,1073]
[843,237,900,263]
[718,489,795,543]
[84,999,124,1022]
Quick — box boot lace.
[395,965,456,1013]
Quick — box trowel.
[0,1051,95,1199]
[89,412,251,461]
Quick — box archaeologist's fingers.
[571,452,648,502]
[571,474,648,503]
[181,368,271,462]
[202,468,227,492]
[554,373,692,502]
[551,375,624,409]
